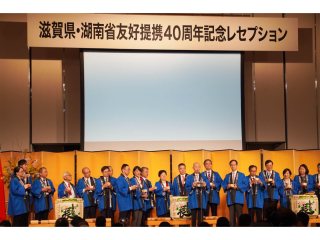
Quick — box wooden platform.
[146,216,219,227]
[29,218,112,227]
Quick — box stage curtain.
[41,151,75,219]
[262,150,295,177]
[75,151,109,180]
[294,150,320,175]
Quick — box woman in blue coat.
[130,166,147,226]
[279,168,295,208]
[154,170,172,217]
[8,166,31,226]
[222,160,248,227]
[245,165,264,223]
[293,164,314,194]
[31,167,55,220]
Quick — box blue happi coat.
[222,171,247,206]
[141,178,153,212]
[185,173,210,209]
[76,177,97,207]
[279,178,295,208]
[95,176,117,212]
[130,177,145,211]
[31,178,55,213]
[58,182,77,198]
[8,176,30,216]
[293,175,314,194]
[259,170,282,200]
[172,174,188,196]
[116,174,133,212]
[201,170,222,204]
[154,181,172,216]
[245,175,264,209]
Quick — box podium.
[290,194,319,216]
[170,196,191,219]
[55,198,84,219]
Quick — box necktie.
[208,171,211,179]
[232,172,235,183]
[181,175,185,184]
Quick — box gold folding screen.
[1,150,320,220]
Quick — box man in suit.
[201,159,222,216]
[172,163,188,197]
[31,167,55,220]
[186,162,210,226]
[116,164,137,226]
[76,167,97,219]
[259,160,282,221]
[222,159,247,226]
[95,166,117,225]
[58,172,77,198]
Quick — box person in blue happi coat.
[8,166,31,226]
[222,159,247,227]
[186,162,210,226]
[130,166,148,226]
[201,159,222,216]
[31,167,55,220]
[76,167,97,219]
[95,166,117,225]
[293,164,314,195]
[259,160,282,221]
[245,165,264,223]
[313,163,320,214]
[18,159,33,209]
[141,166,155,226]
[172,163,189,197]
[58,171,77,198]
[116,164,136,226]
[155,170,172,217]
[279,168,295,208]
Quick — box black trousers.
[84,206,97,219]
[100,208,114,225]
[205,202,218,216]
[141,208,152,226]
[12,212,29,227]
[119,210,131,226]
[229,204,243,227]
[35,210,49,221]
[248,208,263,223]
[263,198,278,221]
[191,208,204,226]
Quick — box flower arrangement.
[2,151,40,188]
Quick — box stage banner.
[27,14,298,51]
[170,196,191,219]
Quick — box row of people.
[7,159,320,227]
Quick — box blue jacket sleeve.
[221,174,229,192]
[116,177,130,197]
[11,178,26,196]
[31,180,42,198]
[215,172,222,192]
